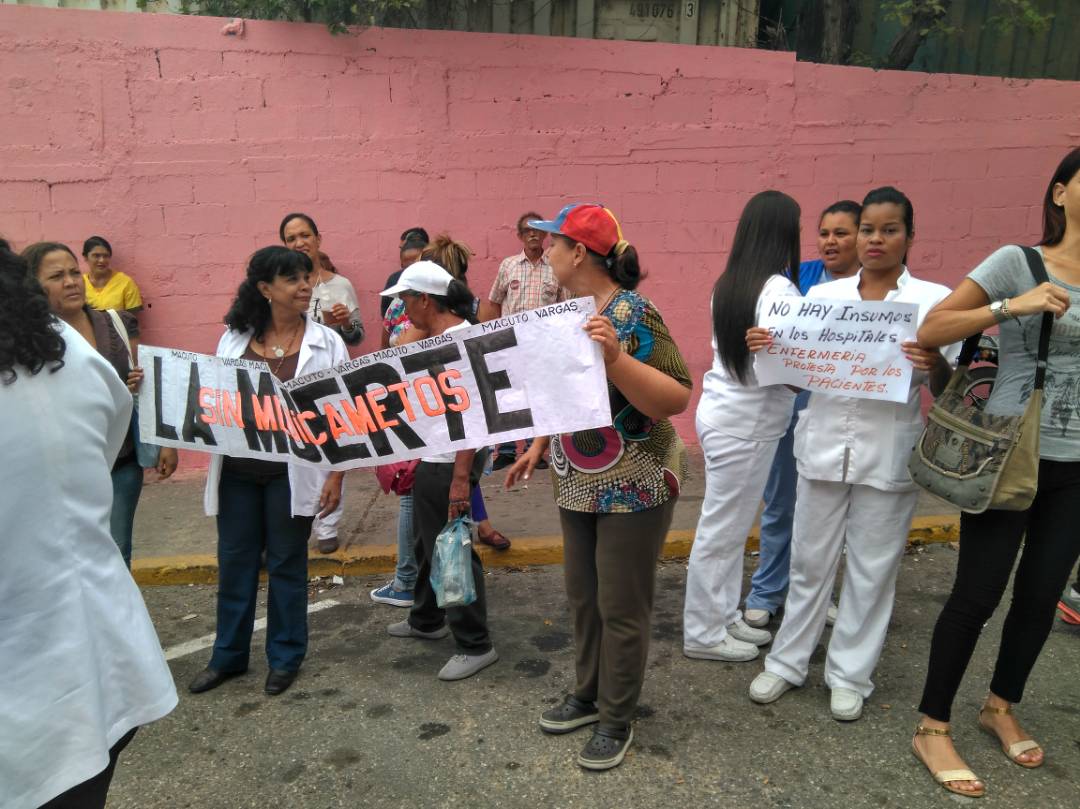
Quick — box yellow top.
[84,271,143,311]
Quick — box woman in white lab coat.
[748,186,956,722]
[0,243,176,809]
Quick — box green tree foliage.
[881,0,1052,69]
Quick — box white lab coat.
[203,317,349,517]
[0,322,177,809]
[765,269,959,696]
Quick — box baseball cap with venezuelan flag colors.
[528,204,630,258]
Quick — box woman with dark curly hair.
[0,244,176,809]
[188,246,348,698]
[24,241,178,568]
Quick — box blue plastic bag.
[431,515,477,608]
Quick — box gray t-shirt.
[969,245,1080,461]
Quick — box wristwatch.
[989,299,1011,323]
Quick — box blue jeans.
[109,456,144,569]
[211,465,313,673]
[393,494,418,592]
[745,394,806,614]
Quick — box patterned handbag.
[907,247,1052,514]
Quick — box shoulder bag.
[907,246,1052,514]
[105,309,162,469]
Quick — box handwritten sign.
[754,296,919,403]
[138,299,612,469]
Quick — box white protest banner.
[139,298,610,469]
[754,296,919,403]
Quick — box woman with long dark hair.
[379,261,499,682]
[682,191,803,663]
[749,187,955,724]
[24,241,178,568]
[911,149,1080,797]
[188,246,348,698]
[505,204,692,770]
[1,245,176,809]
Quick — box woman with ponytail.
[188,246,348,699]
[370,236,513,612]
[378,261,499,682]
[505,204,692,771]
[681,190,803,665]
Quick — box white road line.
[163,599,341,661]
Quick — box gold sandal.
[979,705,1044,769]
[912,725,985,798]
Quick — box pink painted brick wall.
[2,6,1078,453]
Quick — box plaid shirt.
[488,251,567,314]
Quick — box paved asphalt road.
[106,545,1079,808]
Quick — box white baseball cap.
[379,260,454,297]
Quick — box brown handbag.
[907,247,1053,514]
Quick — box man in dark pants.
[387,450,498,680]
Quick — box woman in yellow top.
[82,236,143,313]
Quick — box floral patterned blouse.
[551,289,691,513]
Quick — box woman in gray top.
[910,148,1080,798]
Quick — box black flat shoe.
[188,667,245,694]
[265,669,298,696]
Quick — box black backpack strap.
[1019,246,1054,390]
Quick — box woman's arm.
[586,316,690,421]
[917,278,1069,348]
[504,436,551,488]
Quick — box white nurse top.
[0,321,177,809]
[793,269,958,492]
[696,273,801,441]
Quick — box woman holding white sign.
[681,190,804,665]
[748,187,955,725]
[505,203,692,771]
[189,246,348,698]
[911,148,1080,797]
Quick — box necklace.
[265,319,303,373]
[597,286,620,314]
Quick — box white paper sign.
[139,298,611,469]
[754,296,919,403]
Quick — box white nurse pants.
[312,500,343,542]
[764,476,918,697]
[683,416,781,648]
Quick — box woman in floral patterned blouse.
[506,203,692,771]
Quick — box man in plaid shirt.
[488,211,566,470]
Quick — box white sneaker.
[683,635,759,662]
[830,687,863,721]
[743,608,771,628]
[727,618,772,646]
[825,603,838,627]
[437,648,499,681]
[749,671,796,704]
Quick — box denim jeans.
[109,456,144,569]
[392,494,418,592]
[745,395,806,614]
[210,465,313,673]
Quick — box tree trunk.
[820,0,856,64]
[883,0,952,70]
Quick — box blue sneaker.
[370,582,414,607]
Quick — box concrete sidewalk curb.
[131,515,960,586]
